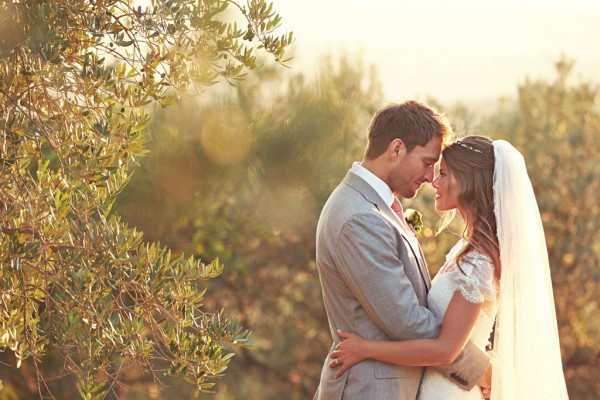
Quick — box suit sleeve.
[334,212,439,340]
[435,341,490,391]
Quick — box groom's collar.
[350,162,394,208]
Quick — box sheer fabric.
[491,140,568,400]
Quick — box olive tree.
[0,0,291,398]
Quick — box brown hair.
[364,101,452,160]
[442,135,501,280]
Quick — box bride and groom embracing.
[314,101,569,399]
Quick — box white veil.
[491,140,569,399]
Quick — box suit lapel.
[343,171,432,290]
[399,228,432,291]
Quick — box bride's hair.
[442,135,501,279]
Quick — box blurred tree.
[116,55,599,399]
[481,57,600,399]
[0,0,291,398]
[116,55,382,398]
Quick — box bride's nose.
[432,176,440,188]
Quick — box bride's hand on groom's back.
[478,348,494,398]
[328,330,367,378]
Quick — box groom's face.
[389,135,442,199]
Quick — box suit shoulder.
[318,187,388,241]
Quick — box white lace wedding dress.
[418,240,498,400]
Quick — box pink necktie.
[391,197,405,218]
[391,197,415,235]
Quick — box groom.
[314,101,490,399]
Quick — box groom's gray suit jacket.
[314,171,489,400]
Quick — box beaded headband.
[455,140,484,154]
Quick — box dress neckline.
[439,239,466,274]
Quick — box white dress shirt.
[351,162,395,210]
[351,162,414,236]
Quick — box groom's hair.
[364,101,451,160]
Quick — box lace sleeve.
[449,252,497,304]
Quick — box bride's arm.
[329,291,481,377]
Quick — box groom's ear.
[389,138,405,159]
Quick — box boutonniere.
[404,209,423,237]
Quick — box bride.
[329,136,569,399]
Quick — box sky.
[273,0,600,105]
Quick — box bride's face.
[432,159,460,212]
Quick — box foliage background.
[0,0,291,398]
[114,57,598,399]
[0,1,598,398]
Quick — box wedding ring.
[334,358,340,365]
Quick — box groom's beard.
[386,163,427,199]
[397,181,424,199]
[388,170,424,199]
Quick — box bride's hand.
[328,330,368,378]
[478,349,494,398]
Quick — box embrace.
[314,101,569,399]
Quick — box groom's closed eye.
[423,157,438,167]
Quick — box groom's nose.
[423,167,434,183]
